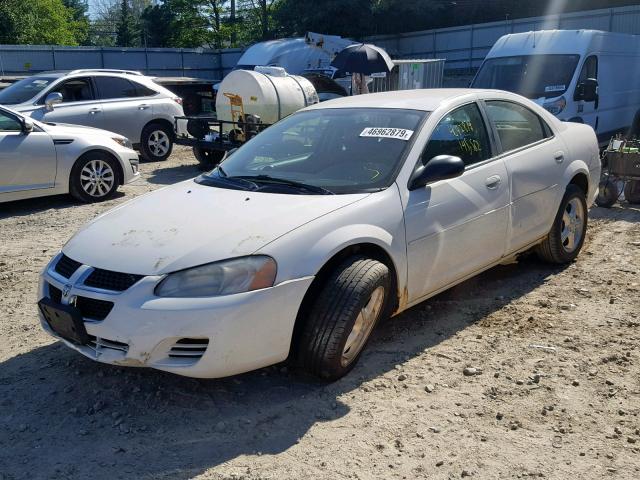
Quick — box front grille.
[87,335,129,354]
[84,268,143,292]
[168,338,209,359]
[75,296,114,321]
[48,284,62,303]
[54,254,82,278]
[46,284,113,321]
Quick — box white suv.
[0,69,184,162]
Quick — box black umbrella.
[331,43,395,75]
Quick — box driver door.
[0,110,57,194]
[404,102,510,302]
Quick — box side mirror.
[409,155,465,190]
[21,118,34,134]
[576,78,598,102]
[44,92,63,111]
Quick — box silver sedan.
[0,105,140,203]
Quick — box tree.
[62,0,90,44]
[0,0,84,45]
[116,0,138,47]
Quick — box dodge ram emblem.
[62,284,72,298]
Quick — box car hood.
[63,180,369,275]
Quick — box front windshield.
[199,108,426,194]
[0,76,56,105]
[472,54,580,99]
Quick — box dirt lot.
[1,147,639,480]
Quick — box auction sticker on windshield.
[360,127,414,141]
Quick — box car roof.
[304,88,498,112]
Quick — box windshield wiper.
[233,175,334,195]
[196,169,259,191]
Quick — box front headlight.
[543,96,566,116]
[112,137,133,149]
[155,256,277,298]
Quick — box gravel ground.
[1,147,639,480]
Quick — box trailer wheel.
[624,180,640,204]
[193,147,225,170]
[596,179,619,208]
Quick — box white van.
[471,30,640,145]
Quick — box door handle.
[138,104,150,110]
[485,175,502,190]
[554,151,564,163]
[88,108,100,115]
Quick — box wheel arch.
[568,171,589,196]
[288,242,401,359]
[143,118,175,140]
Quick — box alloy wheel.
[341,285,385,367]
[148,130,170,157]
[80,159,115,198]
[560,197,585,253]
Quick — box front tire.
[140,122,173,162]
[69,152,120,203]
[536,184,588,264]
[295,256,390,380]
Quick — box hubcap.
[148,130,170,157]
[560,197,585,253]
[80,160,114,198]
[341,286,385,367]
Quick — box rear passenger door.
[484,100,565,253]
[31,77,103,128]
[93,76,155,143]
[404,102,510,302]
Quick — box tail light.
[173,97,183,105]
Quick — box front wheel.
[295,256,390,380]
[140,123,173,162]
[69,152,121,203]
[535,184,588,264]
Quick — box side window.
[131,81,158,97]
[574,55,598,101]
[485,101,549,153]
[0,110,22,132]
[422,103,491,166]
[94,77,139,100]
[48,77,94,103]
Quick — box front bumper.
[38,255,313,378]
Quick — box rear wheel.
[624,180,640,204]
[140,122,173,162]
[536,184,588,264]
[595,179,619,208]
[295,256,390,380]
[69,152,120,203]
[193,147,225,170]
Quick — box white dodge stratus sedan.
[38,89,600,380]
[0,105,139,203]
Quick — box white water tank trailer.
[215,67,319,129]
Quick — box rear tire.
[295,256,390,380]
[624,180,640,204]
[140,122,173,162]
[536,184,588,264]
[595,179,619,208]
[193,147,225,170]
[69,152,120,203]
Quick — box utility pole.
[230,0,236,45]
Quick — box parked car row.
[0,69,185,204]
